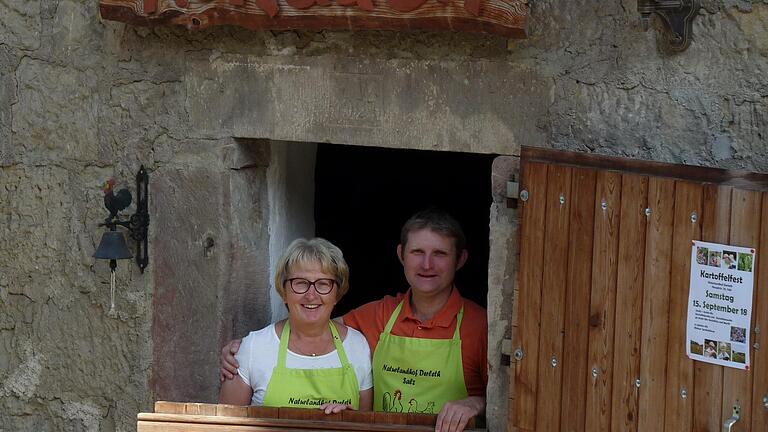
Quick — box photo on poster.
[732,349,746,364]
[730,326,746,343]
[708,251,721,267]
[686,240,756,370]
[722,250,738,269]
[738,252,753,272]
[696,247,709,265]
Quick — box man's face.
[397,228,467,297]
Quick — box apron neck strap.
[328,321,350,365]
[383,299,465,340]
[453,306,464,340]
[277,321,350,366]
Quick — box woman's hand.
[319,403,353,414]
[220,339,242,381]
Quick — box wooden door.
[509,147,768,432]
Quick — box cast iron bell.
[94,230,133,260]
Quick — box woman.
[220,238,373,413]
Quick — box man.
[221,209,487,432]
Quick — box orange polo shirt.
[342,288,488,397]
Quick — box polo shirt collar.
[401,286,464,328]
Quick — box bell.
[94,230,133,260]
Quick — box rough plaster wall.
[0,0,767,430]
[0,2,153,430]
[266,141,317,324]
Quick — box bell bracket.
[638,0,700,52]
[98,166,150,273]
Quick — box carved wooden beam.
[99,0,528,38]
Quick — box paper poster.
[687,240,755,370]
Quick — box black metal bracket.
[638,0,700,52]
[132,166,150,273]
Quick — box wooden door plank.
[610,174,648,432]
[534,165,573,431]
[751,191,768,431]
[584,170,622,432]
[637,178,676,431]
[511,161,549,431]
[560,168,597,432]
[693,185,731,432]
[723,189,762,432]
[663,181,703,432]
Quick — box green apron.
[262,321,360,409]
[373,300,468,413]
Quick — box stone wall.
[0,0,766,430]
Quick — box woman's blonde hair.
[274,238,350,300]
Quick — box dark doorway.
[314,143,495,316]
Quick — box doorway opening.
[313,143,496,316]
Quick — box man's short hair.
[399,208,466,257]
[274,237,350,301]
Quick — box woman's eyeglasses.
[285,278,337,295]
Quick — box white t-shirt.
[236,323,373,406]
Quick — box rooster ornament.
[102,179,132,221]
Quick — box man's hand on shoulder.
[219,339,242,382]
[435,396,485,432]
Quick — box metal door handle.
[723,405,740,432]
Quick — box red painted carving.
[387,0,427,12]
[336,0,374,11]
[255,0,280,16]
[463,0,480,16]
[99,0,528,38]
[142,0,157,13]
[286,0,316,9]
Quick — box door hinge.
[506,181,520,200]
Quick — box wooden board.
[99,0,528,38]
[534,165,572,431]
[146,402,475,430]
[584,170,621,432]
[138,416,441,432]
[138,421,287,431]
[511,161,548,431]
[751,191,768,431]
[559,168,597,432]
[693,185,730,432]
[663,181,702,432]
[721,189,762,432]
[521,147,768,192]
[637,177,675,431]
[610,174,648,432]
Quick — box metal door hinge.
[507,181,520,200]
[501,338,513,356]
